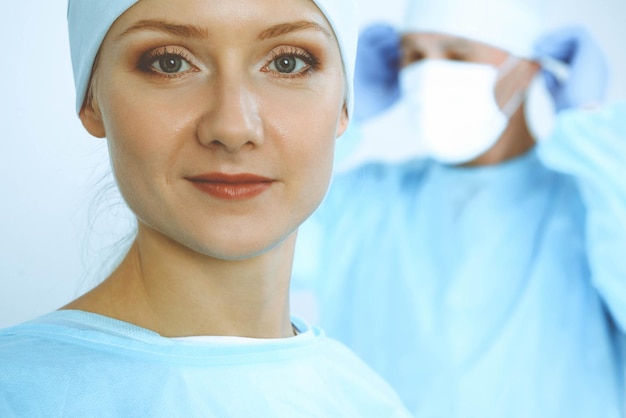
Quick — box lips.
[186,173,274,200]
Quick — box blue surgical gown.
[0,310,412,417]
[293,103,626,417]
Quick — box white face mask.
[399,57,524,164]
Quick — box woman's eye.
[151,54,192,74]
[268,55,309,74]
[447,53,468,62]
[402,51,424,66]
[139,48,196,76]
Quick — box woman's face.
[81,0,348,260]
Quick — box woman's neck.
[63,225,296,338]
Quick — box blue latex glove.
[534,26,609,112]
[353,23,402,121]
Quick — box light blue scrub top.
[0,310,412,417]
[293,103,626,417]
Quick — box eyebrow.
[117,19,331,42]
[117,19,208,40]
[257,21,332,40]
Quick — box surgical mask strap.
[496,55,521,81]
[500,89,526,118]
[495,55,526,118]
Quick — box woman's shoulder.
[0,313,411,417]
[0,311,120,365]
[0,310,167,370]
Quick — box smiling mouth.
[186,173,274,200]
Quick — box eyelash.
[264,46,321,78]
[447,52,469,61]
[138,46,197,79]
[137,45,321,79]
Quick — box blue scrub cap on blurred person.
[404,0,548,58]
[67,0,359,117]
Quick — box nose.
[196,75,264,153]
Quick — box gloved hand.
[353,23,402,121]
[534,26,609,112]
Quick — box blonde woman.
[0,0,411,416]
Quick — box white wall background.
[1,0,625,328]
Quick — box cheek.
[103,100,155,191]
[267,90,341,206]
[102,76,199,160]
[261,71,345,143]
[99,84,198,211]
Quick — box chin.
[185,232,295,262]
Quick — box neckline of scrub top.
[171,321,307,344]
[427,146,547,191]
[421,147,551,210]
[1,310,322,366]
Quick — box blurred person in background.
[293,0,626,416]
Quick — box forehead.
[401,31,507,60]
[108,0,332,38]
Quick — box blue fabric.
[293,102,626,417]
[0,310,411,417]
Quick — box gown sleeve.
[537,101,626,332]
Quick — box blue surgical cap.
[67,0,358,116]
[404,0,547,58]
